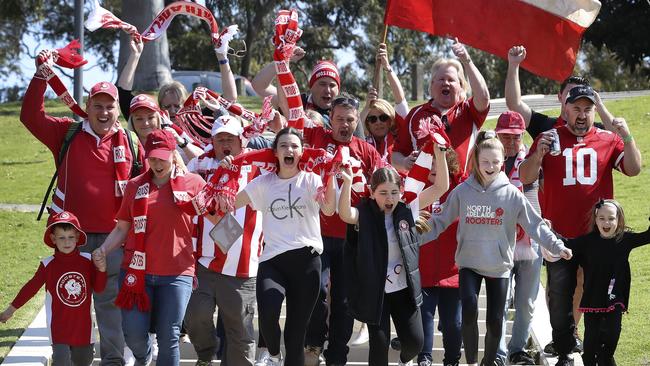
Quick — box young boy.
[0,211,107,365]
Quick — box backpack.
[37,122,142,220]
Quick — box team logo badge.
[219,173,230,185]
[495,207,504,217]
[100,82,108,89]
[399,220,409,232]
[56,272,87,307]
[125,273,138,287]
[59,212,70,219]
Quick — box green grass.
[1,96,649,363]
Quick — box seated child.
[0,211,107,366]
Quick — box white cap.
[211,115,243,137]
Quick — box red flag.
[384,0,601,81]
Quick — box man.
[302,94,384,366]
[185,115,263,366]
[392,40,490,175]
[518,86,641,366]
[21,51,145,365]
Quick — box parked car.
[171,70,258,97]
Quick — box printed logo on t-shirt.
[56,272,87,307]
[432,201,443,215]
[465,205,504,225]
[268,183,306,220]
[113,146,127,163]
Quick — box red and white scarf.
[115,167,197,312]
[272,10,306,130]
[506,145,538,261]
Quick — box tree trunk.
[118,0,172,91]
[239,0,277,79]
[411,62,424,101]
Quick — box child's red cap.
[44,211,87,248]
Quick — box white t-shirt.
[384,214,408,293]
[245,171,323,262]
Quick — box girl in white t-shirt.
[219,127,336,366]
[338,141,449,366]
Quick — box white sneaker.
[268,352,283,366]
[124,346,136,366]
[398,360,413,366]
[255,348,271,366]
[150,333,159,361]
[349,323,369,346]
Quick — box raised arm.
[338,165,359,225]
[505,45,533,125]
[320,174,337,216]
[117,36,143,91]
[251,62,279,98]
[418,146,449,208]
[215,48,237,102]
[360,87,378,132]
[518,132,552,184]
[452,40,489,112]
[593,91,614,131]
[612,117,642,176]
[377,43,406,107]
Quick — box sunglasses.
[366,114,391,124]
[331,96,359,109]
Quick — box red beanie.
[309,60,340,89]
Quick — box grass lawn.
[0,95,649,363]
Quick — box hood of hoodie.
[465,171,511,193]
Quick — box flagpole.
[373,25,389,98]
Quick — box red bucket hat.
[44,211,87,248]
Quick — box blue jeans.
[119,271,193,366]
[497,245,543,358]
[418,287,462,365]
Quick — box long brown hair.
[470,130,504,186]
[589,199,628,242]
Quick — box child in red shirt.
[0,211,107,366]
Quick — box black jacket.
[344,198,422,325]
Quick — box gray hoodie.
[422,172,567,278]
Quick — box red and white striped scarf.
[115,166,197,312]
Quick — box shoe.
[304,345,322,366]
[390,337,401,351]
[418,360,432,366]
[555,356,574,366]
[543,341,557,356]
[509,351,535,365]
[349,323,369,346]
[255,349,271,366]
[494,358,506,366]
[180,333,191,343]
[398,360,413,366]
[268,352,283,366]
[150,333,159,361]
[124,346,136,366]
[443,363,459,366]
[195,361,213,366]
[573,337,583,353]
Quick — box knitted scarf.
[272,9,306,130]
[115,166,197,312]
[506,145,538,261]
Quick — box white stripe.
[45,291,53,344]
[55,188,65,201]
[404,178,425,194]
[50,202,63,213]
[614,151,624,170]
[521,0,601,28]
[413,151,433,169]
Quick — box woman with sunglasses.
[360,43,410,164]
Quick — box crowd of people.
[0,13,648,366]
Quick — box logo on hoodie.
[465,205,503,225]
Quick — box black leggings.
[257,247,321,366]
[368,288,424,366]
[459,268,509,365]
[582,310,622,366]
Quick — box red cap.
[144,128,176,160]
[309,60,340,89]
[89,81,118,101]
[129,94,159,114]
[44,211,87,248]
[496,111,526,135]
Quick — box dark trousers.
[582,310,622,366]
[418,286,462,365]
[368,289,424,366]
[51,344,94,366]
[257,247,321,366]
[546,259,578,356]
[459,268,509,365]
[305,236,355,364]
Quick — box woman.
[94,129,206,365]
[218,127,337,366]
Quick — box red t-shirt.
[117,173,206,276]
[394,98,488,173]
[303,126,384,238]
[529,126,625,238]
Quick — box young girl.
[218,127,337,366]
[563,200,650,366]
[338,140,449,366]
[422,130,572,366]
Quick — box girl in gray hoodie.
[422,130,572,366]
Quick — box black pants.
[368,288,424,366]
[546,259,578,356]
[257,247,321,366]
[582,310,622,366]
[459,268,509,365]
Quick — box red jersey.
[303,127,384,238]
[20,78,146,233]
[394,98,488,173]
[117,172,206,276]
[188,154,264,278]
[11,250,106,346]
[529,126,625,238]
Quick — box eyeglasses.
[331,96,359,109]
[366,114,391,124]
